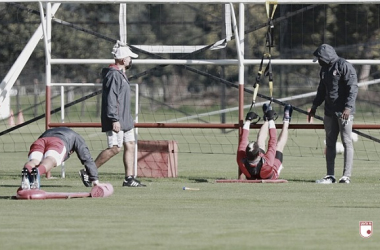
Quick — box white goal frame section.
[1,0,380,125]
[1,0,379,178]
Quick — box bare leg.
[94,146,121,168]
[276,122,289,152]
[123,141,135,177]
[256,121,269,150]
[39,157,57,172]
[24,159,41,169]
[24,156,56,175]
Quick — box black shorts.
[260,148,283,163]
[275,151,283,163]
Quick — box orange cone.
[17,111,24,124]
[8,110,15,127]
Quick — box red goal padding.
[137,140,178,178]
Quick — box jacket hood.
[101,65,120,78]
[101,68,110,78]
[313,44,339,64]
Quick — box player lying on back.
[237,104,292,180]
[20,127,101,189]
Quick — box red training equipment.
[90,183,114,198]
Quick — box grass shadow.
[286,179,316,183]
[0,195,17,200]
[188,178,209,183]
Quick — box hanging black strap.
[264,1,277,102]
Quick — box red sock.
[37,165,47,175]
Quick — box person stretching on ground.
[21,127,100,189]
[237,104,292,180]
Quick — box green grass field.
[1,149,380,250]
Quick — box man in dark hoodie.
[79,41,145,187]
[308,44,358,184]
[21,127,100,189]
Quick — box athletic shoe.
[245,111,259,122]
[283,104,293,122]
[262,103,272,121]
[263,103,277,121]
[338,176,351,184]
[315,175,336,184]
[79,169,92,187]
[30,168,40,189]
[122,177,146,187]
[21,168,31,190]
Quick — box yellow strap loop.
[269,81,273,99]
[266,0,278,19]
[252,83,260,105]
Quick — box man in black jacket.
[21,127,100,189]
[308,44,358,184]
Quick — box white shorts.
[106,129,135,148]
[28,147,67,166]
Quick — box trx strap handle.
[250,53,266,111]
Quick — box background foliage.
[1,3,380,99]
[0,3,380,158]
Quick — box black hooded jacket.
[100,65,134,132]
[312,44,358,116]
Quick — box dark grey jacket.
[100,65,134,132]
[39,127,98,182]
[312,44,358,116]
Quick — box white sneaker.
[21,168,30,190]
[316,175,336,184]
[29,168,40,189]
[338,176,351,184]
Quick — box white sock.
[243,121,251,130]
[268,120,276,129]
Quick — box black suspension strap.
[265,0,277,104]
[183,65,380,144]
[250,0,277,111]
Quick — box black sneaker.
[122,177,146,187]
[21,168,30,190]
[283,104,293,122]
[263,103,277,121]
[79,169,92,187]
[262,103,272,121]
[30,168,40,189]
[245,111,260,124]
[315,175,336,184]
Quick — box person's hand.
[112,121,121,132]
[308,107,316,123]
[341,108,351,120]
[245,112,258,121]
[92,180,99,186]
